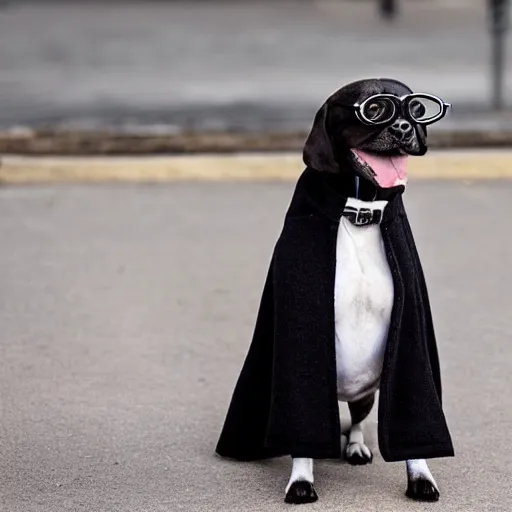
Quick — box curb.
[1,129,512,156]
[2,151,512,184]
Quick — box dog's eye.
[409,98,442,122]
[367,103,381,118]
[409,100,426,119]
[363,100,394,123]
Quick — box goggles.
[334,93,451,127]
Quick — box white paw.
[345,441,373,465]
[406,459,439,492]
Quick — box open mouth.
[375,147,408,157]
[351,149,408,188]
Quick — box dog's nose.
[389,119,414,141]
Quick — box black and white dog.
[286,78,451,503]
[216,78,454,505]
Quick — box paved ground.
[2,0,512,133]
[1,178,511,512]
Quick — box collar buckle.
[342,199,386,226]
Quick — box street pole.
[379,0,398,20]
[488,0,510,110]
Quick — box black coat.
[216,84,454,463]
[215,168,454,462]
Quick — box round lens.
[362,99,395,124]
[409,98,442,123]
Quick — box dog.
[286,78,450,503]
[215,78,454,505]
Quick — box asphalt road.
[1,180,511,511]
[1,1,512,132]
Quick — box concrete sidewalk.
[1,180,511,511]
[1,0,512,135]
[2,150,512,184]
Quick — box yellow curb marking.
[1,151,512,183]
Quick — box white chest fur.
[334,198,394,403]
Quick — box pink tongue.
[352,149,408,188]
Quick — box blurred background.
[2,3,512,512]
[1,0,511,137]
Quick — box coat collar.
[300,167,404,224]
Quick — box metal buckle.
[343,206,383,226]
[355,208,373,225]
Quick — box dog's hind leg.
[284,458,318,504]
[344,392,375,465]
[405,459,440,502]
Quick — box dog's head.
[303,78,450,188]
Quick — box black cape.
[216,82,454,462]
[215,167,454,463]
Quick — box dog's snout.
[390,119,413,141]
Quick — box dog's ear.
[303,103,339,173]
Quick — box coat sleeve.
[263,214,342,459]
[216,211,343,460]
[378,195,454,461]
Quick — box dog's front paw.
[284,480,318,504]
[345,441,373,465]
[406,479,440,502]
